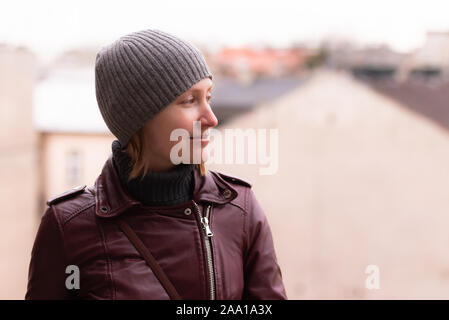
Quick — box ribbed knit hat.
[95,29,213,148]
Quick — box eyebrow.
[190,83,214,93]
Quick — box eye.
[182,95,213,105]
[182,97,195,104]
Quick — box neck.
[111,140,195,206]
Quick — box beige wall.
[0,46,38,299]
[40,132,115,207]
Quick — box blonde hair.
[124,127,206,182]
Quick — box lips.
[189,131,210,147]
[190,131,210,140]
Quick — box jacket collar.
[94,155,239,218]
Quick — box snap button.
[223,189,232,199]
[184,208,192,215]
[100,206,108,213]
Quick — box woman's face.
[140,77,218,171]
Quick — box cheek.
[146,109,196,156]
[152,120,191,153]
[150,126,174,153]
[166,112,196,137]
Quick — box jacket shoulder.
[46,185,88,206]
[213,171,252,188]
[45,185,96,225]
[210,171,253,212]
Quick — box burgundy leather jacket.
[25,156,287,300]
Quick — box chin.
[187,147,209,164]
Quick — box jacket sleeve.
[242,188,287,300]
[25,206,73,300]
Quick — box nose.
[200,100,218,129]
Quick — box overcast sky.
[2,0,449,62]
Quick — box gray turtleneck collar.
[111,140,195,206]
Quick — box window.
[66,150,82,186]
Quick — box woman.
[25,29,287,300]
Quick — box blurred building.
[0,44,38,299]
[328,31,449,84]
[328,44,406,81]
[211,75,306,124]
[399,31,449,82]
[34,65,115,213]
[209,70,449,299]
[366,79,449,134]
[212,46,309,82]
[343,32,449,134]
[0,49,115,299]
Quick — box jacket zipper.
[192,200,215,300]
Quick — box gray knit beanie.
[95,29,213,148]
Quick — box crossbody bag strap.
[116,217,182,300]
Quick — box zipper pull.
[201,216,213,237]
[201,205,213,237]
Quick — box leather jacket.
[25,155,287,300]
